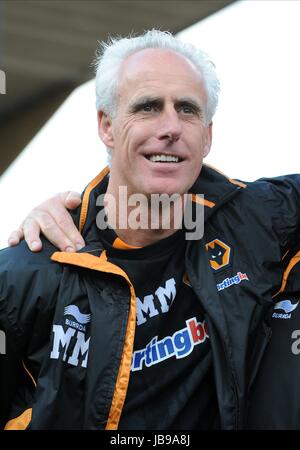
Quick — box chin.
[145,183,187,196]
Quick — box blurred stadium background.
[0,0,299,248]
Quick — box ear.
[203,122,213,158]
[97,111,114,148]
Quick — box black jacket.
[246,242,300,429]
[0,165,299,430]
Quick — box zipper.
[206,311,240,429]
[185,250,241,429]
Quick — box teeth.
[148,154,179,163]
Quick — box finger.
[8,228,24,246]
[63,191,82,210]
[23,213,76,252]
[21,217,43,251]
[40,201,85,250]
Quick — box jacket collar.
[70,164,247,246]
[190,164,246,220]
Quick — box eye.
[142,103,154,112]
[182,105,193,114]
[138,101,160,113]
[131,101,158,114]
[177,102,200,116]
[180,104,197,115]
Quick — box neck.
[115,227,179,247]
[103,182,186,247]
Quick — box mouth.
[144,154,184,163]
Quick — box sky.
[0,0,300,249]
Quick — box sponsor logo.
[217,271,249,291]
[50,305,91,368]
[272,299,299,320]
[205,239,231,271]
[64,305,91,323]
[131,316,209,371]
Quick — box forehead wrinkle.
[116,51,207,116]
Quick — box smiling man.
[1,30,300,430]
[105,48,211,198]
[97,47,212,247]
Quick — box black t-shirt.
[100,227,219,430]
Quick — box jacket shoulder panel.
[0,239,62,339]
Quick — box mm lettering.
[50,325,90,367]
[136,278,176,325]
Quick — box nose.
[158,107,182,143]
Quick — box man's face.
[98,48,212,197]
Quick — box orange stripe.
[228,178,247,189]
[4,408,32,430]
[273,250,300,298]
[204,163,247,189]
[5,362,36,429]
[112,238,142,250]
[191,193,215,208]
[79,166,110,233]
[51,250,136,430]
[278,250,300,294]
[22,360,37,387]
[106,280,136,429]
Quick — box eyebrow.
[130,97,163,112]
[130,96,203,115]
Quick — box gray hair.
[95,29,220,123]
[94,30,220,161]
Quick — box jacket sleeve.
[0,240,61,427]
[253,174,300,251]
